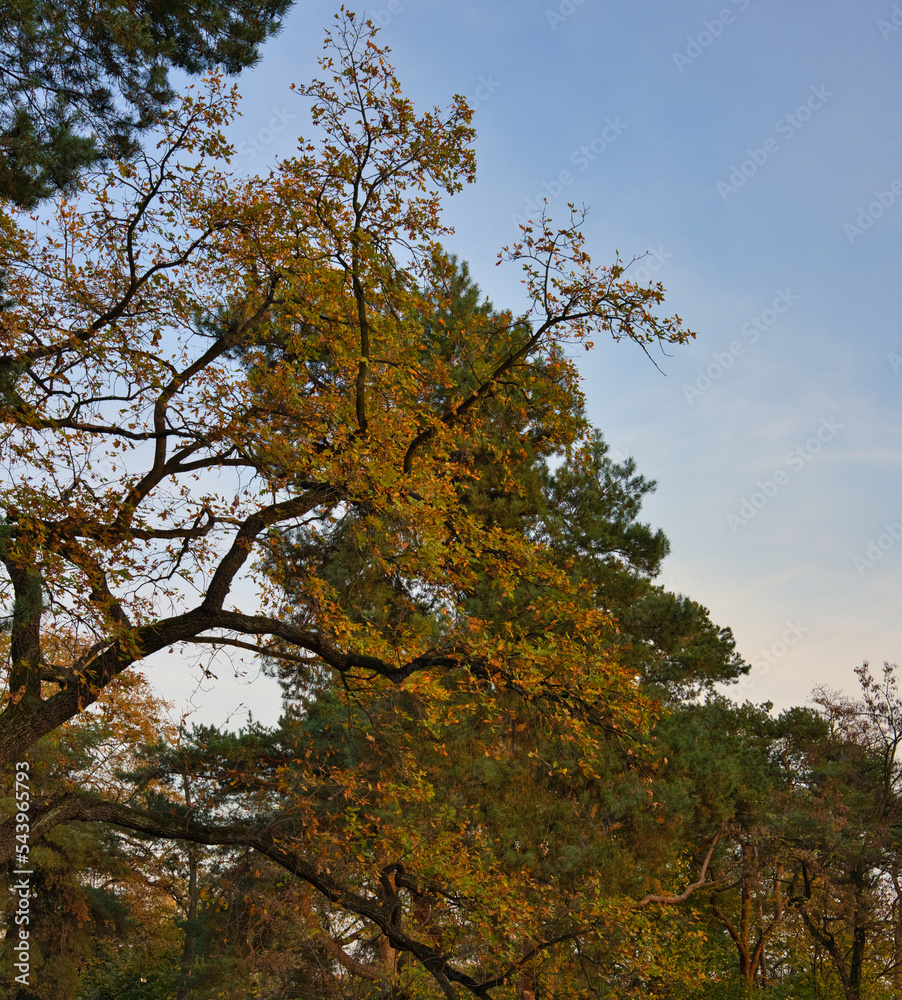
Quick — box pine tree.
[0,0,293,207]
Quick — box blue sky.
[159,0,902,723]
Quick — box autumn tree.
[0,0,293,207]
[782,663,902,1000]
[0,11,704,996]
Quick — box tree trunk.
[177,776,200,999]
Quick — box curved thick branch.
[0,794,481,999]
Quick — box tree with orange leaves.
[0,11,702,997]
